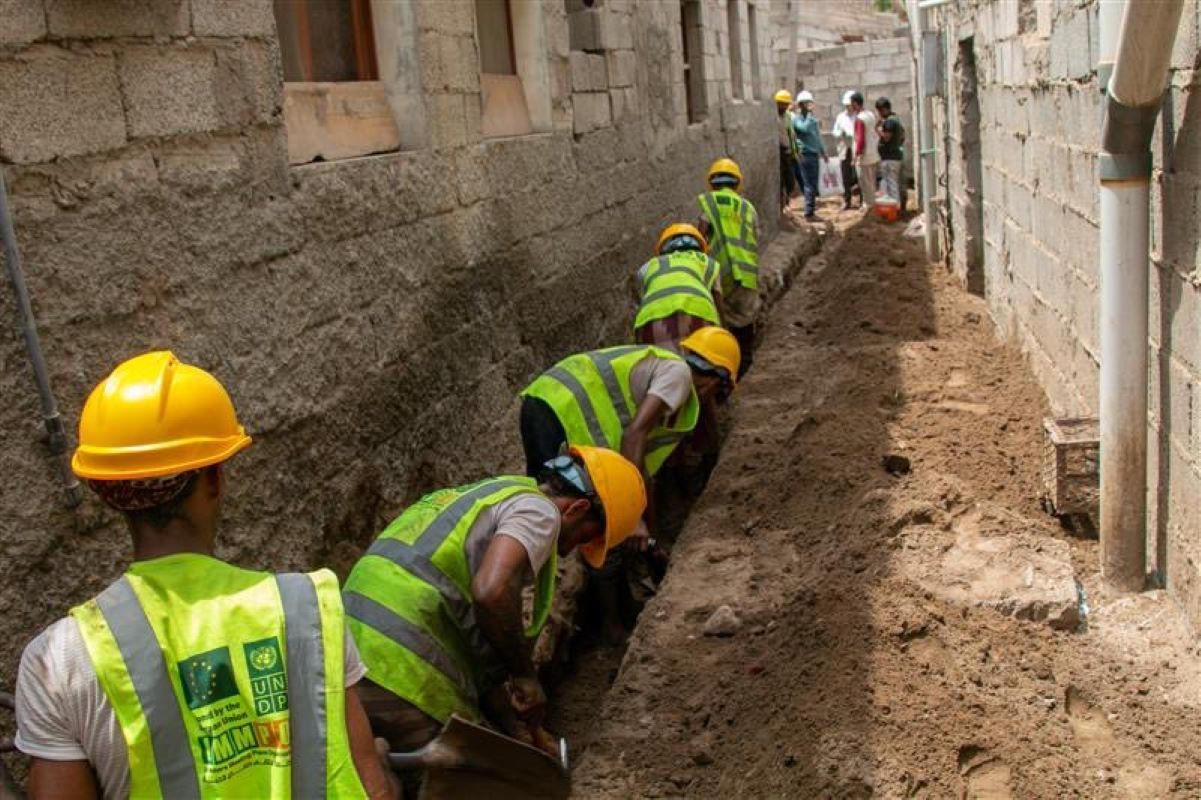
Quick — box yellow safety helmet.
[774,89,793,105]
[655,223,707,255]
[73,351,252,480]
[681,326,742,388]
[707,157,743,190]
[570,445,647,569]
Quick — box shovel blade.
[417,716,571,800]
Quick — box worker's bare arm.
[620,395,669,472]
[472,536,538,682]
[345,686,400,800]
[27,757,100,800]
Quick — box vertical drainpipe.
[1098,0,1184,591]
[908,0,941,263]
[0,168,82,508]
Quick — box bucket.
[875,200,900,223]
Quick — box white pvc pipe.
[1099,182,1150,589]
[1098,0,1184,591]
[907,0,940,262]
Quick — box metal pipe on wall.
[0,168,81,508]
[907,0,941,262]
[1098,0,1184,591]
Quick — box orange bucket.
[875,202,900,222]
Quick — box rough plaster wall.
[929,0,1201,622]
[794,35,916,175]
[0,0,780,686]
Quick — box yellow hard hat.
[655,223,707,255]
[681,326,742,388]
[571,445,647,569]
[774,89,793,104]
[707,157,743,189]
[73,351,252,480]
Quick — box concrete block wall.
[929,0,1201,623]
[794,35,915,173]
[0,0,785,684]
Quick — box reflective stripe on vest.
[698,190,759,292]
[634,253,721,330]
[344,478,558,725]
[522,345,701,476]
[72,557,364,800]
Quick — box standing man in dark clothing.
[876,97,906,207]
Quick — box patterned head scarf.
[88,470,198,512]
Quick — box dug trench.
[551,210,1201,798]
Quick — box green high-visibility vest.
[521,345,701,476]
[70,554,366,800]
[633,251,721,331]
[343,477,558,725]
[698,187,760,293]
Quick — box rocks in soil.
[702,605,742,637]
[882,454,912,475]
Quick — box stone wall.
[769,0,906,90]
[0,0,785,686]
[795,35,915,173]
[928,0,1201,621]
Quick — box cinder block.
[872,38,902,55]
[861,70,891,87]
[567,7,602,52]
[120,46,222,138]
[569,50,591,91]
[0,0,47,44]
[191,0,275,37]
[845,41,871,59]
[606,48,636,88]
[609,86,638,122]
[805,74,830,92]
[572,91,611,134]
[46,0,189,38]
[600,7,633,50]
[587,53,608,91]
[0,51,126,163]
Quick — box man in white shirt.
[831,90,861,210]
[850,91,880,210]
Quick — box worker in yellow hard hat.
[696,157,762,379]
[633,223,723,350]
[775,88,800,211]
[344,445,645,767]
[13,352,397,799]
[519,327,740,640]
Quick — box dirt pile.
[563,210,1201,798]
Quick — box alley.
[564,213,1201,798]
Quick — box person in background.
[831,90,860,210]
[774,89,799,211]
[875,97,906,207]
[851,91,880,211]
[791,90,827,221]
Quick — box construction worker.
[13,351,396,799]
[518,328,738,641]
[633,223,722,350]
[775,88,799,210]
[344,446,645,760]
[696,157,761,379]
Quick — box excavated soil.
[555,208,1201,798]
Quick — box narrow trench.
[545,222,831,764]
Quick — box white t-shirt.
[15,616,366,799]
[629,355,694,417]
[465,493,561,576]
[832,110,856,158]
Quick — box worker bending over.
[633,223,722,350]
[696,157,761,378]
[14,352,396,799]
[343,446,644,759]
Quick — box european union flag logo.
[178,646,240,710]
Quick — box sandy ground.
[554,204,1201,798]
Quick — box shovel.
[389,715,571,800]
